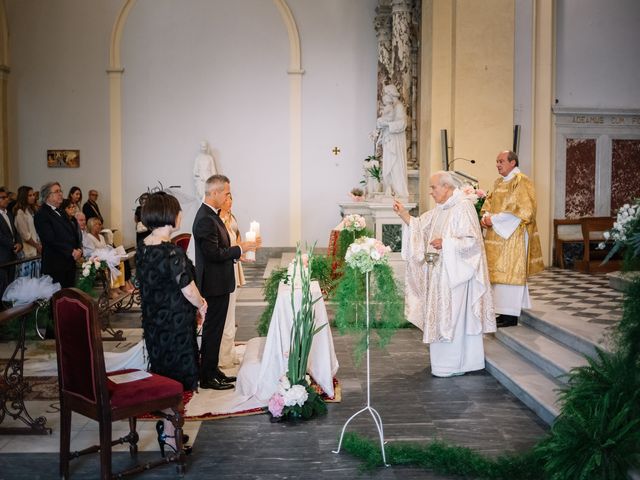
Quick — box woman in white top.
[13,186,41,277]
[84,217,134,294]
[218,194,246,368]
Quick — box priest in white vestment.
[394,171,496,377]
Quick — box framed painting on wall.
[47,149,79,168]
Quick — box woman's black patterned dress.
[136,242,199,391]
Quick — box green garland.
[257,255,334,336]
[257,267,288,336]
[332,262,405,362]
[341,432,544,479]
[336,228,373,263]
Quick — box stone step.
[520,308,611,358]
[262,257,282,279]
[495,325,588,384]
[484,335,562,425]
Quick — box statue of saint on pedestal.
[193,141,217,199]
[376,85,408,198]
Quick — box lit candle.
[249,221,260,236]
[245,231,256,261]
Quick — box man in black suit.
[34,182,82,288]
[0,187,22,298]
[82,189,104,222]
[193,175,256,390]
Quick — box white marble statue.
[376,84,408,198]
[193,141,217,199]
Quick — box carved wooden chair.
[52,288,186,479]
[171,233,191,253]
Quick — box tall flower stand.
[332,270,389,466]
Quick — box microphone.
[447,157,476,170]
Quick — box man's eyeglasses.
[0,196,7,200]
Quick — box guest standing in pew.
[66,186,83,216]
[0,186,22,299]
[34,182,82,288]
[137,191,207,455]
[480,150,544,328]
[13,186,42,278]
[192,175,257,390]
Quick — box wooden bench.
[553,216,621,273]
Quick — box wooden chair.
[52,288,187,479]
[553,218,583,268]
[171,233,191,253]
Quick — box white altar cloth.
[235,280,339,401]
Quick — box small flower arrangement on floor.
[268,374,326,421]
[267,246,328,422]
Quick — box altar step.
[484,309,607,426]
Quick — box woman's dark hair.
[141,192,181,230]
[13,185,35,215]
[68,186,82,204]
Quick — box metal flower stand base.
[333,270,389,466]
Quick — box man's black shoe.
[496,314,518,328]
[216,369,236,383]
[200,378,234,390]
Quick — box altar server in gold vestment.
[481,150,544,327]
[394,171,496,377]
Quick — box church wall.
[6,0,380,247]
[423,0,515,209]
[6,0,118,216]
[293,0,379,244]
[555,0,640,110]
[120,0,290,245]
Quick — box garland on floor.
[341,432,544,479]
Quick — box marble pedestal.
[338,200,416,252]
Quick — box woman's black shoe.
[155,420,192,458]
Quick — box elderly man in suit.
[0,186,22,298]
[193,175,257,390]
[34,182,82,288]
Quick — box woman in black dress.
[137,192,207,455]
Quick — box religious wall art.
[47,149,80,168]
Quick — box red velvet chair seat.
[107,369,183,410]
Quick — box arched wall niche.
[108,0,303,245]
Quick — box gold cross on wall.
[332,147,341,155]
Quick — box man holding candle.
[193,175,257,390]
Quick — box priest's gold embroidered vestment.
[481,173,544,285]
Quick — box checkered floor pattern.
[527,268,624,325]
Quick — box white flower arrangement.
[342,214,367,232]
[597,199,640,261]
[344,236,391,274]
